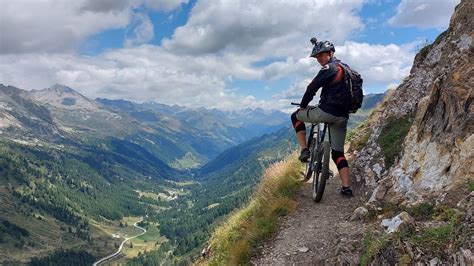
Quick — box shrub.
[353,129,371,151]
[406,202,434,221]
[377,114,414,169]
[468,179,474,192]
[361,228,390,266]
[412,224,453,252]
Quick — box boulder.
[381,211,414,233]
[350,206,368,221]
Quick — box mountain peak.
[29,84,98,110]
[48,83,76,93]
[30,84,81,96]
[0,84,27,96]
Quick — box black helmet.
[309,37,335,57]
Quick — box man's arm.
[299,63,338,108]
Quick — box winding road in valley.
[93,219,146,266]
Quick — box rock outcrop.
[345,1,473,263]
[349,0,473,205]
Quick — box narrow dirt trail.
[251,165,367,265]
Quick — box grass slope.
[200,153,302,265]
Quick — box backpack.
[339,63,364,113]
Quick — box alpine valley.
[0,83,382,264]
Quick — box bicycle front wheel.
[312,141,330,202]
[304,139,316,180]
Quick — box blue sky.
[358,1,437,44]
[0,0,460,111]
[80,1,196,55]
[81,0,444,54]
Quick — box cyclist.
[290,38,353,197]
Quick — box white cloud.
[0,46,269,110]
[273,79,313,102]
[336,41,414,85]
[143,0,189,12]
[388,0,460,29]
[0,0,131,54]
[81,0,130,12]
[271,78,324,114]
[271,41,416,111]
[0,0,421,112]
[125,13,155,47]
[162,0,364,56]
[0,0,189,54]
[0,41,415,113]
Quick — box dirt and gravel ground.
[251,164,367,265]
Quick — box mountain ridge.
[0,83,296,264]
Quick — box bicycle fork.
[319,124,334,179]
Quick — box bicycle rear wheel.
[312,141,330,202]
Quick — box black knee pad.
[331,149,348,170]
[291,111,305,133]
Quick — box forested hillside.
[0,84,292,264]
[129,127,298,264]
[0,82,383,264]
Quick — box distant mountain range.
[95,97,288,165]
[0,83,291,263]
[348,92,386,129]
[0,83,384,264]
[1,84,289,169]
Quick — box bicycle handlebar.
[291,102,316,108]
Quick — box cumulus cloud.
[81,0,130,12]
[336,41,414,85]
[0,0,421,112]
[125,13,155,47]
[388,0,460,29]
[0,1,131,54]
[0,45,268,110]
[0,40,416,111]
[271,41,416,111]
[273,79,313,101]
[0,0,189,54]
[143,0,189,12]
[162,0,364,56]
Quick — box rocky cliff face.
[343,2,473,263]
[349,0,473,205]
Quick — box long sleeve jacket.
[299,57,350,118]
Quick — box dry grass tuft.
[200,152,302,266]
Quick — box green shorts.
[295,106,348,152]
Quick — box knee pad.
[291,111,305,133]
[331,149,348,170]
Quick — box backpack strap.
[338,63,354,97]
[329,64,345,85]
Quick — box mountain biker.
[290,38,353,197]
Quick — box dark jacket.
[299,57,350,118]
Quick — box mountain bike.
[292,103,332,202]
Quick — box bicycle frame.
[290,103,332,202]
[306,122,332,202]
